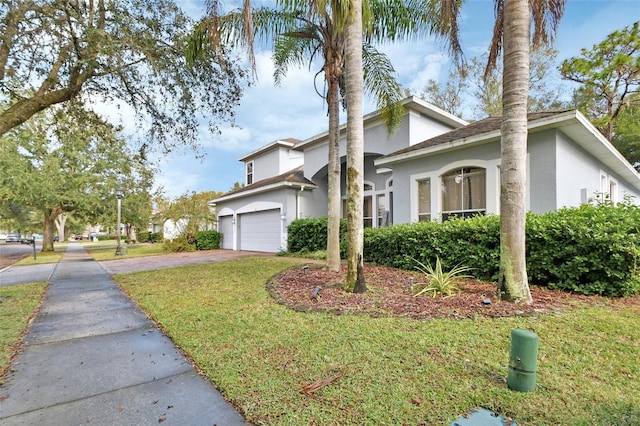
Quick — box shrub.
[288,217,347,254]
[286,203,638,297]
[526,203,640,296]
[195,230,221,250]
[138,231,151,243]
[163,234,196,252]
[364,216,501,282]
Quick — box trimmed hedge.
[195,230,221,250]
[527,204,640,296]
[363,215,501,281]
[287,217,347,253]
[288,204,640,297]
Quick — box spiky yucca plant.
[412,257,472,298]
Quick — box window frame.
[440,166,487,220]
[246,161,254,185]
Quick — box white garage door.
[239,209,282,252]
[219,216,234,250]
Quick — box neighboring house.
[211,96,640,253]
[162,218,215,240]
[162,219,188,241]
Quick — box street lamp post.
[115,188,124,256]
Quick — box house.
[210,96,640,253]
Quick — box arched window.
[441,167,486,220]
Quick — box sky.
[147,0,639,199]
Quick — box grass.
[15,250,64,266]
[87,242,168,261]
[115,257,640,426]
[0,282,47,383]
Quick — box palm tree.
[485,0,565,303]
[344,0,366,291]
[192,0,458,277]
[191,2,405,274]
[266,1,406,274]
[342,0,465,289]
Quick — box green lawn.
[115,257,640,426]
[15,250,64,266]
[87,242,168,261]
[0,282,47,383]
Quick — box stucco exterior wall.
[555,132,609,206]
[251,149,281,182]
[303,111,457,181]
[555,132,640,205]
[408,110,458,145]
[528,130,557,213]
[389,142,502,224]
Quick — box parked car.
[5,233,21,243]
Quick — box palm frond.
[273,33,322,86]
[362,43,405,135]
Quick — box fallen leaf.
[301,371,345,395]
[410,397,422,405]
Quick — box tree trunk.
[55,213,68,242]
[497,0,532,304]
[42,207,60,252]
[344,0,366,293]
[326,67,342,272]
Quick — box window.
[609,178,618,203]
[363,196,373,228]
[246,161,254,185]
[441,167,486,220]
[599,172,608,202]
[418,178,431,222]
[341,182,377,227]
[377,194,387,226]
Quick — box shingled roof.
[210,166,316,204]
[379,110,572,160]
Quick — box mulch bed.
[267,264,640,320]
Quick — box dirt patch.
[267,264,640,320]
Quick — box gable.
[298,97,468,181]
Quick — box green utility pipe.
[507,329,539,392]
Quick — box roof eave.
[211,180,317,204]
[376,111,577,167]
[238,139,299,162]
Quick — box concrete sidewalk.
[0,244,248,425]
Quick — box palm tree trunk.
[498,0,532,304]
[344,0,366,293]
[326,71,342,272]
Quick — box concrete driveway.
[99,248,274,275]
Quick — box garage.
[218,216,234,250]
[238,209,282,252]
